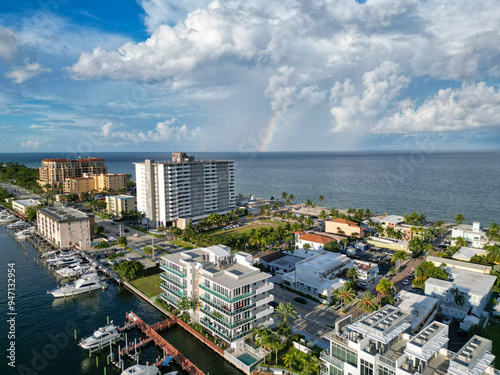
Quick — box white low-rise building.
[425,268,496,319]
[321,305,495,375]
[352,260,379,287]
[160,246,274,348]
[451,222,488,248]
[12,198,39,215]
[396,290,440,333]
[452,246,488,262]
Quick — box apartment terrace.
[448,336,495,375]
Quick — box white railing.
[255,294,274,308]
[255,283,274,295]
[255,306,274,320]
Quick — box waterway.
[0,225,242,374]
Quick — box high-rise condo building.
[38,157,107,189]
[134,152,235,228]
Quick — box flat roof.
[405,322,449,361]
[296,252,349,272]
[13,198,39,206]
[268,255,303,268]
[425,268,496,296]
[426,255,492,273]
[38,206,90,223]
[449,336,494,375]
[381,215,404,224]
[396,290,440,331]
[452,247,487,261]
[107,195,135,199]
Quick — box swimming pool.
[237,352,258,366]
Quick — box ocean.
[0,151,499,225]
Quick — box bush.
[117,236,127,247]
[114,260,144,280]
[143,246,153,255]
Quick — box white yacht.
[15,227,36,239]
[0,213,16,223]
[46,250,78,262]
[121,364,160,375]
[79,322,121,349]
[56,264,94,278]
[7,220,27,228]
[41,250,57,258]
[50,256,82,268]
[48,274,107,298]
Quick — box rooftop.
[330,218,362,227]
[405,322,449,361]
[452,247,488,262]
[42,157,104,162]
[296,251,349,272]
[13,198,39,206]
[426,256,492,273]
[268,254,303,269]
[449,336,494,375]
[298,232,336,244]
[396,290,440,332]
[253,250,286,263]
[38,206,90,222]
[426,268,496,296]
[381,215,405,224]
[350,305,411,344]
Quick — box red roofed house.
[325,218,365,237]
[296,232,336,251]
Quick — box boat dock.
[124,311,205,374]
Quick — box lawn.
[209,221,280,240]
[487,321,500,367]
[170,239,196,250]
[130,273,162,298]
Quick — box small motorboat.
[80,322,121,350]
[121,364,160,375]
[0,214,16,223]
[7,220,27,228]
[56,264,94,278]
[50,256,82,268]
[41,250,58,258]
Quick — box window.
[378,364,394,375]
[330,365,344,375]
[361,359,373,375]
[330,341,358,367]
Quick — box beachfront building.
[326,218,365,237]
[36,206,94,250]
[105,195,136,218]
[282,252,351,303]
[424,268,496,319]
[452,246,488,262]
[380,215,405,228]
[451,222,489,248]
[159,246,274,348]
[321,305,496,375]
[38,157,107,191]
[135,153,235,229]
[12,198,40,215]
[63,173,129,194]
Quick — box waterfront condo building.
[321,305,495,375]
[105,195,136,217]
[134,152,235,228]
[326,218,365,238]
[36,206,94,250]
[38,157,107,190]
[160,245,274,348]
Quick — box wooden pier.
[125,312,206,375]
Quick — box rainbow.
[258,113,281,152]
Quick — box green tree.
[376,278,395,297]
[392,250,408,268]
[318,195,324,203]
[347,267,359,282]
[450,288,466,306]
[117,236,127,247]
[357,291,379,313]
[114,260,144,280]
[333,284,356,312]
[454,214,465,225]
[283,349,299,370]
[143,246,153,255]
[454,236,467,248]
[323,241,341,253]
[274,302,297,325]
[468,324,488,339]
[25,205,39,221]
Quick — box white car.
[133,233,139,237]
[443,316,453,325]
[402,279,410,285]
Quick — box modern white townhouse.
[160,245,274,348]
[451,222,488,248]
[135,152,235,229]
[321,305,495,375]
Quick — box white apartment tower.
[135,152,235,227]
[160,246,275,348]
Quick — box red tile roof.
[299,233,336,244]
[332,218,360,226]
[294,231,304,234]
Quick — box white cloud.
[6,59,51,84]
[375,82,500,133]
[98,119,201,144]
[21,140,40,149]
[0,26,17,61]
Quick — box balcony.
[201,306,256,329]
[254,294,273,308]
[255,306,274,320]
[160,274,187,289]
[200,295,256,316]
[200,318,251,342]
[199,284,255,303]
[161,292,179,306]
[255,283,274,295]
[320,349,345,369]
[160,263,186,278]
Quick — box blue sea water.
[0,151,499,224]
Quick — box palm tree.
[424,243,435,255]
[189,298,202,316]
[274,302,297,325]
[357,292,379,313]
[177,297,191,314]
[450,288,466,306]
[289,194,295,204]
[392,250,408,268]
[454,236,467,248]
[318,195,324,204]
[454,214,465,225]
[269,334,284,365]
[281,192,288,201]
[376,278,395,297]
[304,199,312,214]
[283,349,299,371]
[346,267,359,282]
[333,284,356,312]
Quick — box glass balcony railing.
[160,264,186,278]
[199,318,251,342]
[161,292,179,306]
[199,284,255,303]
[200,294,256,316]
[160,273,187,289]
[320,349,345,369]
[201,307,256,329]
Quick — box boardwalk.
[126,312,205,375]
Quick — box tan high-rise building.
[38,157,107,190]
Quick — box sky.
[0,0,500,153]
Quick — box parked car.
[269,301,279,308]
[386,275,393,280]
[402,279,410,285]
[110,222,116,225]
[133,233,139,237]
[409,288,424,295]
[443,316,453,325]
[294,297,307,304]
[124,229,129,233]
